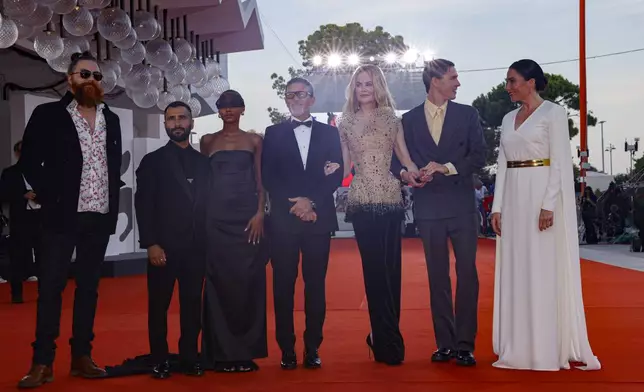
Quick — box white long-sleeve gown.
[491,100,600,371]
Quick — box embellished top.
[338,107,404,219]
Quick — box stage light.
[328,53,342,67]
[312,55,323,66]
[369,56,375,62]
[384,53,397,64]
[347,54,360,65]
[403,49,418,64]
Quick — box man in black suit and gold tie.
[262,77,343,370]
[393,59,487,366]
[134,101,210,379]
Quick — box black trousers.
[32,212,111,366]
[147,249,204,364]
[416,213,479,352]
[270,230,331,353]
[352,211,405,363]
[9,210,42,299]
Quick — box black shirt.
[169,142,200,184]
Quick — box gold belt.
[507,159,550,168]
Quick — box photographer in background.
[0,141,40,304]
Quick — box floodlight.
[347,54,360,65]
[384,53,397,64]
[312,55,323,66]
[328,53,342,67]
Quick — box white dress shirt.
[22,175,40,210]
[291,116,313,169]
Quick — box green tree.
[473,73,598,168]
[267,23,409,124]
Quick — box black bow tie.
[292,119,312,127]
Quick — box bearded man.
[17,51,124,388]
[133,101,210,379]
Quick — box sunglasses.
[71,69,103,82]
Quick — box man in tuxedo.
[17,51,123,388]
[0,141,41,304]
[262,77,343,370]
[134,101,209,379]
[392,59,487,366]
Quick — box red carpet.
[1,238,643,391]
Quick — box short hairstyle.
[67,51,99,75]
[164,101,192,118]
[286,77,315,97]
[13,141,21,152]
[422,58,455,93]
[509,59,548,92]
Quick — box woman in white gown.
[490,59,600,371]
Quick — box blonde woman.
[338,64,419,365]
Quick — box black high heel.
[366,335,374,360]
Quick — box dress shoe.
[181,362,203,376]
[454,350,476,366]
[70,356,107,378]
[431,348,455,362]
[152,360,171,379]
[304,349,322,369]
[17,364,54,389]
[280,351,297,370]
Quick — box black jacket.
[18,92,124,233]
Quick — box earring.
[242,112,245,116]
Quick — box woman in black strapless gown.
[200,90,268,372]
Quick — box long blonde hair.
[342,64,396,114]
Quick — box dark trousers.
[32,212,111,366]
[10,210,42,299]
[147,250,204,364]
[416,213,479,352]
[352,211,405,363]
[270,230,331,353]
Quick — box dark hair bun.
[509,59,547,92]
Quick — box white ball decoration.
[173,38,192,63]
[97,7,131,42]
[63,6,94,37]
[46,38,80,73]
[120,41,146,64]
[0,19,19,49]
[114,28,137,50]
[133,10,157,41]
[157,91,177,111]
[34,30,64,59]
[3,0,37,19]
[17,4,53,27]
[133,86,160,108]
[188,96,202,117]
[124,63,151,92]
[145,38,172,67]
[184,58,206,85]
[52,0,78,15]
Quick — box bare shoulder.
[247,131,264,146]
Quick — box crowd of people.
[0,50,603,389]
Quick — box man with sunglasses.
[262,77,343,370]
[17,51,123,389]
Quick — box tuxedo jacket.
[392,101,487,220]
[18,92,123,234]
[134,142,210,254]
[262,119,343,235]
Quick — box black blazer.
[18,92,124,233]
[134,142,210,254]
[392,101,487,220]
[262,119,343,234]
[0,164,36,230]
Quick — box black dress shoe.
[152,360,171,379]
[181,362,204,376]
[431,348,455,362]
[280,351,297,370]
[304,349,321,369]
[454,351,476,366]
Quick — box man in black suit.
[17,51,123,388]
[393,59,487,366]
[262,77,343,370]
[135,101,209,379]
[0,141,41,304]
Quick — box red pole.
[579,0,587,194]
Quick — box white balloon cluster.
[0,0,230,115]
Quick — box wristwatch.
[310,200,317,210]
